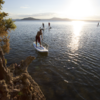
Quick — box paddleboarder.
[35,29,43,47]
[97,22,99,27]
[42,23,44,28]
[48,22,50,28]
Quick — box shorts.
[36,36,40,43]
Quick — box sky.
[1,0,100,20]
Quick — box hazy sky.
[2,0,100,20]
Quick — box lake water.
[5,21,100,100]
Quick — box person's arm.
[41,32,43,40]
[36,36,37,47]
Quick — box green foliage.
[0,12,8,20]
[18,92,23,96]
[5,18,16,31]
[0,0,16,53]
[1,36,10,53]
[5,58,7,64]
[0,0,5,10]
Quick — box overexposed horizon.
[2,0,100,20]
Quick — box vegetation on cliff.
[0,0,16,53]
[0,0,46,100]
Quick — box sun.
[58,0,94,20]
[68,0,94,19]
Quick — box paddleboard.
[33,42,48,52]
[41,28,45,30]
[48,27,52,29]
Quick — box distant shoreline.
[13,17,100,22]
[14,20,100,22]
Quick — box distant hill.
[12,17,100,22]
[46,17,100,22]
[49,17,71,21]
[13,17,70,21]
[22,17,40,20]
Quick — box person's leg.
[40,41,41,47]
[38,37,41,47]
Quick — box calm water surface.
[5,21,100,100]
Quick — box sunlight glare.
[68,21,84,52]
[72,21,84,36]
[62,0,94,19]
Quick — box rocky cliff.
[0,49,46,100]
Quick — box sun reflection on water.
[68,21,84,52]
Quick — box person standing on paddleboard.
[48,22,50,28]
[36,29,43,47]
[42,23,44,28]
[97,22,99,27]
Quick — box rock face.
[0,49,46,100]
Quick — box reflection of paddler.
[35,29,43,47]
